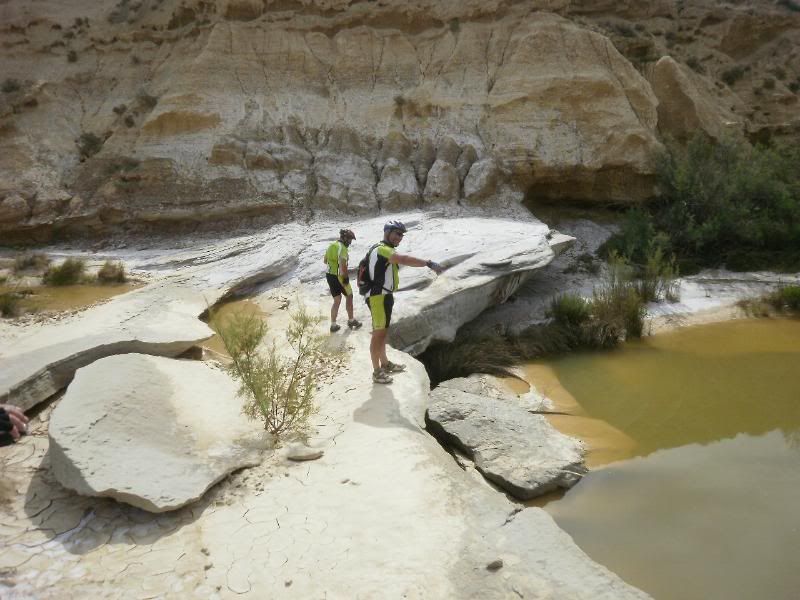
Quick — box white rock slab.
[428,380,586,500]
[49,354,267,512]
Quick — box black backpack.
[356,243,381,296]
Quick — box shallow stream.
[520,318,800,600]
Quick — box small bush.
[767,285,800,312]
[137,91,158,109]
[13,252,51,274]
[43,258,86,286]
[215,306,326,438]
[763,77,776,90]
[0,292,22,318]
[611,23,636,37]
[591,253,646,339]
[77,132,103,158]
[2,78,21,93]
[97,260,126,284]
[772,67,787,80]
[686,56,705,74]
[124,115,135,127]
[112,104,127,115]
[548,294,591,327]
[721,65,746,86]
[67,50,78,62]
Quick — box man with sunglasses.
[366,220,443,384]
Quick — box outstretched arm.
[390,253,443,274]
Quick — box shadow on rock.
[353,385,422,434]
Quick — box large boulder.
[427,378,586,499]
[386,215,562,354]
[49,354,267,512]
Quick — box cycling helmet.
[383,220,407,234]
[339,228,356,241]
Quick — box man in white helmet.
[365,220,443,384]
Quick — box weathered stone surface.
[0,285,215,412]
[427,383,586,499]
[463,158,500,205]
[649,56,740,141]
[0,193,29,223]
[386,214,562,354]
[423,159,460,204]
[377,158,420,210]
[49,354,266,512]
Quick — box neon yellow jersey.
[325,241,349,276]
[367,242,399,296]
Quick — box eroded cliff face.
[1,0,798,242]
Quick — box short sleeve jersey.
[367,242,400,296]
[325,241,348,276]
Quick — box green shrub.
[43,258,86,286]
[548,294,591,327]
[763,77,776,90]
[721,65,746,85]
[2,78,21,93]
[67,49,77,62]
[767,285,800,312]
[78,132,103,158]
[97,260,127,284]
[604,134,800,273]
[215,306,325,438]
[636,244,680,302]
[0,292,22,318]
[13,252,51,274]
[740,285,800,316]
[591,253,646,339]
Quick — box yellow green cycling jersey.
[366,242,400,296]
[325,240,349,276]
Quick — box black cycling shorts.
[326,273,352,297]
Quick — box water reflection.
[522,318,800,600]
[547,431,800,600]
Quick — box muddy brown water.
[518,318,800,600]
[0,282,140,315]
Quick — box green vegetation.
[2,78,21,93]
[602,135,800,273]
[721,65,746,86]
[215,306,327,438]
[97,260,127,284]
[739,285,800,316]
[43,258,86,286]
[13,252,51,274]
[67,50,78,62]
[77,132,103,158]
[0,292,22,318]
[422,257,654,385]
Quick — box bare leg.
[345,294,354,320]
[370,328,388,371]
[330,295,342,324]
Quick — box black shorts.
[326,273,352,297]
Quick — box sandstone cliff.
[1,0,798,242]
